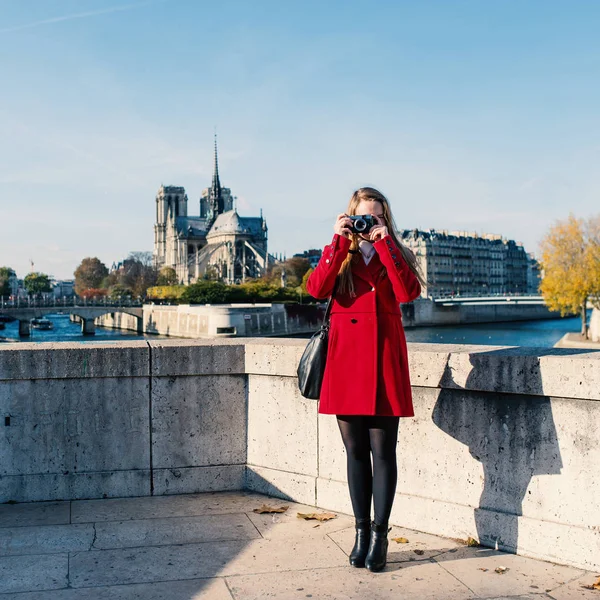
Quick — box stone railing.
[1,339,598,571]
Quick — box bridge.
[430,293,546,306]
[0,298,143,337]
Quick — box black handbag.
[297,284,336,399]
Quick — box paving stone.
[0,577,232,599]
[0,553,68,594]
[93,513,261,549]
[0,501,70,528]
[3,491,598,600]
[546,571,600,599]
[71,491,271,523]
[245,499,354,539]
[225,561,473,600]
[432,545,585,598]
[0,523,93,556]
[69,536,348,587]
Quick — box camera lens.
[354,217,367,232]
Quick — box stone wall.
[590,307,600,342]
[1,339,598,571]
[401,298,560,326]
[97,304,322,338]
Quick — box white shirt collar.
[358,239,375,264]
[358,239,374,255]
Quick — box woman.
[306,187,426,572]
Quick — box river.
[0,311,590,348]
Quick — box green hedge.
[146,281,316,304]
[146,285,187,301]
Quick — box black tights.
[336,415,400,526]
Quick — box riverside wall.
[1,339,598,571]
[95,303,322,338]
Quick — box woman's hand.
[369,214,389,242]
[334,213,353,238]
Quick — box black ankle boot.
[365,520,389,572]
[349,518,371,567]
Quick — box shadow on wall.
[430,348,583,554]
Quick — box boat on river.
[30,317,54,330]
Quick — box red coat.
[306,232,421,417]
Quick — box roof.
[208,210,265,236]
[175,217,209,238]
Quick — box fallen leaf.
[467,536,480,547]
[253,504,289,514]
[392,537,409,544]
[414,549,425,555]
[495,566,509,574]
[296,512,337,521]
[581,575,600,590]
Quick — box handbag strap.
[322,279,338,327]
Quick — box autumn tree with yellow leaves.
[539,214,600,338]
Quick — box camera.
[348,214,377,234]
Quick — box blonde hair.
[337,187,427,297]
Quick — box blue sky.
[1,0,599,280]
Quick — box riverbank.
[554,332,600,349]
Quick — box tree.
[301,267,313,295]
[539,213,600,338]
[0,267,16,296]
[157,266,177,286]
[120,252,158,298]
[23,272,52,297]
[74,258,109,296]
[264,257,310,287]
[104,252,158,300]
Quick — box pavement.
[0,490,598,599]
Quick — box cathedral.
[153,138,273,285]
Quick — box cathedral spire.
[212,133,221,196]
[208,132,224,218]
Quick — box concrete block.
[68,536,348,586]
[0,501,69,528]
[0,342,149,381]
[71,490,273,523]
[226,561,472,600]
[0,578,234,600]
[244,338,307,376]
[317,413,348,481]
[316,477,354,517]
[246,498,354,539]
[399,387,484,509]
[0,470,151,503]
[148,339,245,376]
[152,465,245,495]
[431,545,585,599]
[0,377,150,501]
[0,553,68,594]
[151,375,246,469]
[441,346,600,400]
[590,307,600,342]
[92,513,260,550]
[245,465,316,506]
[0,377,150,476]
[548,572,600,600]
[0,523,93,556]
[247,374,317,475]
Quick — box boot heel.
[365,521,389,572]
[349,518,371,567]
